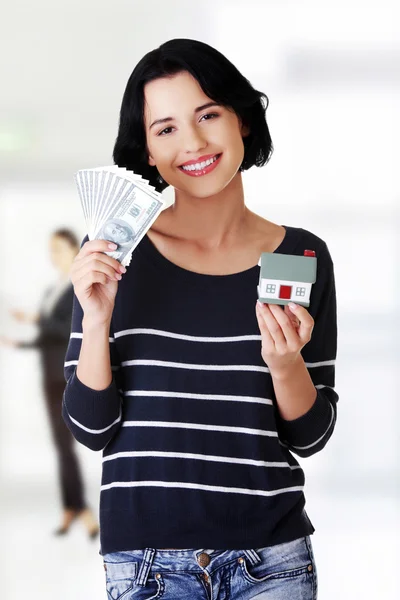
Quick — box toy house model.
[258,250,317,307]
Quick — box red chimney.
[304,249,316,257]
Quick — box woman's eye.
[201,112,219,121]
[157,113,219,136]
[158,126,173,136]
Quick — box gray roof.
[260,253,317,283]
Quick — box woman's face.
[144,71,248,199]
[49,235,78,272]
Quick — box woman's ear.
[148,155,156,167]
[241,123,250,137]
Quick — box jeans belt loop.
[243,549,262,566]
[136,548,156,587]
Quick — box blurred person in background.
[0,228,99,539]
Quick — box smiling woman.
[63,38,338,600]
[143,70,252,199]
[113,38,272,194]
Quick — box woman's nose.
[182,125,207,153]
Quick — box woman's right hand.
[70,240,126,326]
[0,335,20,348]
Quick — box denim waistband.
[104,547,262,587]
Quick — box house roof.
[259,252,317,283]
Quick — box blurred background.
[0,0,398,598]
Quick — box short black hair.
[52,228,79,248]
[113,38,273,193]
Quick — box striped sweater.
[62,225,338,555]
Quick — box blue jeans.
[103,535,318,599]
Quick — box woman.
[1,229,99,539]
[63,39,338,598]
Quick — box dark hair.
[52,228,79,248]
[113,38,273,193]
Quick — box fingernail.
[288,302,298,310]
[108,243,118,250]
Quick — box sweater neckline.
[139,225,295,283]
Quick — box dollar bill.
[75,166,165,267]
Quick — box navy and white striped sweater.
[62,225,338,555]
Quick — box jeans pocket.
[104,559,137,600]
[239,536,314,584]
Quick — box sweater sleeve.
[62,242,123,452]
[275,241,339,458]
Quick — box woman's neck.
[168,172,249,250]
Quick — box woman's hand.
[255,301,314,376]
[0,335,20,348]
[70,240,126,327]
[9,309,39,324]
[10,309,28,323]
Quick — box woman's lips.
[178,154,222,177]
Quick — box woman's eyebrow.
[149,102,220,130]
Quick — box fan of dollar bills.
[74,166,165,267]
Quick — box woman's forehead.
[144,72,212,122]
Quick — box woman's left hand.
[255,301,314,375]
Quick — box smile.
[179,154,222,177]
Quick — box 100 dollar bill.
[92,179,164,267]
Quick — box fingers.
[269,303,313,346]
[267,304,301,350]
[283,304,300,329]
[71,240,125,285]
[74,269,113,294]
[256,301,312,348]
[73,254,124,284]
[256,302,286,350]
[255,304,275,350]
[77,239,118,260]
[286,303,314,339]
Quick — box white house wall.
[259,278,312,301]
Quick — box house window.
[295,287,306,297]
[279,285,292,299]
[266,284,276,293]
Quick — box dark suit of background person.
[19,282,88,520]
[0,229,99,538]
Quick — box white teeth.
[181,155,218,171]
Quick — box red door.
[279,285,292,299]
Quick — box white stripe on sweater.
[121,359,270,373]
[102,450,301,469]
[70,332,114,342]
[114,328,262,342]
[101,480,303,497]
[123,390,273,406]
[64,402,122,434]
[305,359,336,368]
[121,420,278,437]
[290,402,336,450]
[120,359,334,371]
[69,331,335,369]
[64,360,119,371]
